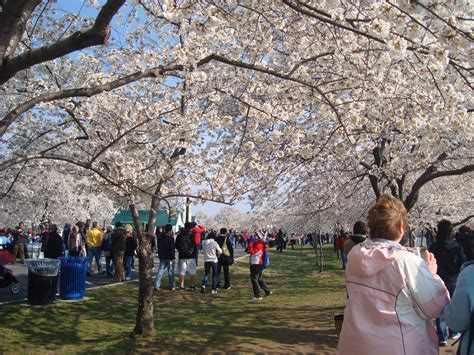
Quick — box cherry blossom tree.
[0,163,117,227]
[1,0,472,339]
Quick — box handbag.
[221,237,230,257]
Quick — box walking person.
[200,233,222,294]
[456,225,474,261]
[191,221,206,266]
[43,224,64,259]
[275,229,284,253]
[343,221,368,258]
[248,232,271,300]
[101,226,114,277]
[111,222,126,282]
[124,229,138,281]
[429,219,466,346]
[337,231,350,269]
[154,224,177,290]
[215,228,234,290]
[11,222,26,264]
[68,226,83,257]
[62,223,71,256]
[86,221,104,276]
[175,222,197,290]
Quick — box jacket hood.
[347,239,408,277]
[350,234,366,244]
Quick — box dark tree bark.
[404,162,474,212]
[363,142,473,213]
[313,233,319,267]
[318,231,324,272]
[129,148,186,338]
[453,215,474,228]
[0,0,41,59]
[0,0,126,85]
[129,202,155,338]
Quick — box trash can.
[27,259,61,305]
[59,256,87,300]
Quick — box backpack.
[263,248,270,269]
[178,232,195,256]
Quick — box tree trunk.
[318,231,324,272]
[313,233,319,267]
[129,203,155,338]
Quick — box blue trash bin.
[59,256,87,300]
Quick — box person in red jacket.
[337,231,350,269]
[192,222,206,266]
[248,232,271,300]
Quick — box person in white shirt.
[200,234,222,294]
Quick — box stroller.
[0,248,20,294]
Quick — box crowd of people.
[0,219,273,301]
[0,221,140,281]
[1,199,473,354]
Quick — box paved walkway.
[0,246,248,304]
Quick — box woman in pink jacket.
[338,195,449,355]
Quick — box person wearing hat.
[248,230,271,300]
[111,222,127,282]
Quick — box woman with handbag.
[215,228,234,290]
[68,226,83,257]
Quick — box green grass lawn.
[0,244,347,354]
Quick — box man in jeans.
[11,222,26,264]
[86,221,103,276]
[111,221,126,282]
[154,224,176,290]
[200,234,222,294]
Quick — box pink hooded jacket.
[338,239,449,355]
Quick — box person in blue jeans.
[101,226,114,277]
[154,224,176,290]
[124,230,138,280]
[200,234,222,294]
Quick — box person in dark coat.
[456,225,474,261]
[62,223,71,253]
[44,224,64,259]
[429,219,466,346]
[111,222,127,282]
[275,229,284,253]
[154,224,176,290]
[215,228,234,290]
[175,222,197,290]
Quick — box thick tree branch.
[453,215,474,228]
[0,53,226,138]
[0,0,41,59]
[0,0,126,85]
[404,164,474,211]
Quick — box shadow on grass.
[1,245,346,353]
